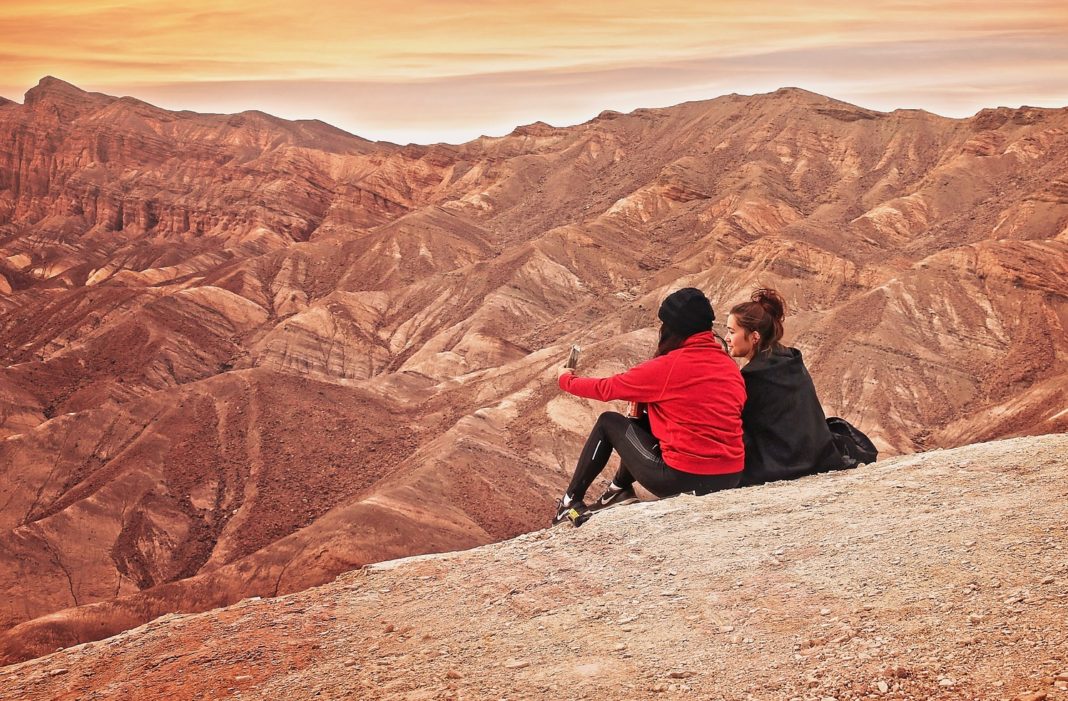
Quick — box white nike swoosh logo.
[598,489,623,506]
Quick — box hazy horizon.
[2,1,1066,143]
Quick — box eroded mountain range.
[1,77,1065,663]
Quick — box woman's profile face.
[725,313,755,359]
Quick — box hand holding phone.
[564,345,580,370]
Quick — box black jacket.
[740,347,846,485]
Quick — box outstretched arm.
[558,354,678,403]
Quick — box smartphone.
[564,345,580,370]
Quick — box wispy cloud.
[1,2,1066,142]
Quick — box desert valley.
[1,77,1066,698]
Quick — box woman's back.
[645,333,746,474]
[739,346,845,484]
[561,331,746,474]
[553,287,746,524]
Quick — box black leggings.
[565,411,742,501]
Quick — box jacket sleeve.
[558,354,677,403]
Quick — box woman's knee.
[594,411,631,437]
[596,410,627,426]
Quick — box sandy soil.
[4,432,1066,701]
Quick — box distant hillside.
[1,77,1066,662]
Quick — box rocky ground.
[4,432,1066,701]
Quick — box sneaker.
[552,497,589,526]
[589,484,638,511]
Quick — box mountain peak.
[24,76,115,118]
[38,75,81,89]
[509,120,559,137]
[764,86,847,106]
[773,86,821,96]
[26,75,87,99]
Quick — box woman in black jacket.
[724,288,847,485]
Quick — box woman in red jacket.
[554,288,747,524]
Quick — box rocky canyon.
[1,77,1066,668]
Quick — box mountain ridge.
[1,78,1066,664]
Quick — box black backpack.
[826,417,878,468]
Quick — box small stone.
[1015,693,1047,701]
[235,675,252,682]
[820,608,831,616]
[1041,576,1055,585]
[343,659,358,668]
[445,669,463,679]
[651,683,668,693]
[667,670,695,679]
[1055,673,1068,682]
[612,643,627,651]
[877,680,889,693]
[968,613,984,624]
[48,669,68,677]
[503,660,529,669]
[938,678,955,687]
[719,625,734,633]
[383,624,395,633]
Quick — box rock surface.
[3,433,1066,700]
[2,78,1067,662]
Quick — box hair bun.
[751,288,786,322]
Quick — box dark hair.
[729,288,787,356]
[655,323,686,357]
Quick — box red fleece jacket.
[558,333,746,475]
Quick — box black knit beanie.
[658,287,715,339]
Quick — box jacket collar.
[680,332,719,350]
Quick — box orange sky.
[2,1,1067,143]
